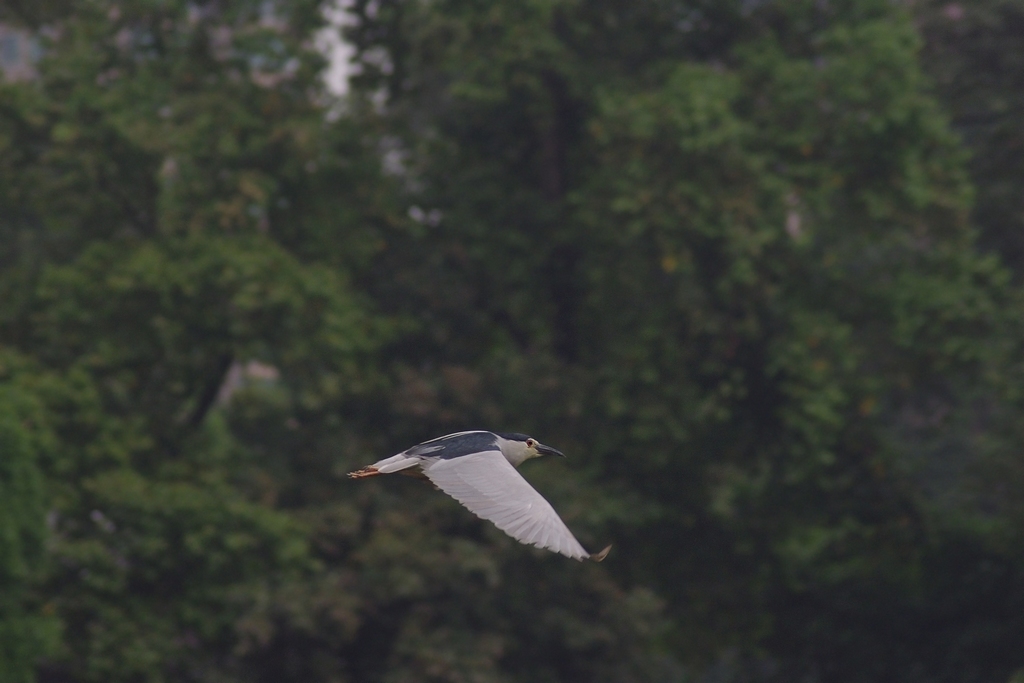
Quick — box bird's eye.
[526,438,535,448]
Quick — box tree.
[0,1,372,680]
[0,351,55,683]
[345,0,1024,679]
[918,0,1024,274]
[0,1,667,681]
[5,0,1024,680]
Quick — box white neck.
[495,435,534,467]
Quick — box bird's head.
[498,432,565,462]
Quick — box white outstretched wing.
[423,450,592,561]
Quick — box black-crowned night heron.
[349,431,612,562]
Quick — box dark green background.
[2,0,1024,681]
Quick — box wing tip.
[588,544,612,562]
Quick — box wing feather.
[422,450,591,561]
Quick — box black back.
[405,431,502,460]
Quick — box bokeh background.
[2,1,1024,681]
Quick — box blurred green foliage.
[919,0,1024,276]
[0,351,56,683]
[1,0,1024,681]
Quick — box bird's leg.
[348,466,433,486]
[347,466,381,479]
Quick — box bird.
[348,431,611,562]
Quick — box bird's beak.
[536,443,565,458]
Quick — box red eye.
[526,439,535,447]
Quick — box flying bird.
[348,431,611,562]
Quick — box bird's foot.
[347,466,381,479]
